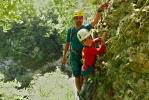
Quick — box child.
[77,28,106,99]
[77,28,106,76]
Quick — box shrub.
[27,68,75,100]
[0,72,28,100]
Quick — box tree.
[0,0,34,32]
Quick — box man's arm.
[90,11,102,27]
[61,42,70,65]
[90,2,110,27]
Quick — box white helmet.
[77,29,91,42]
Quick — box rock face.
[82,0,149,100]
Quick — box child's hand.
[101,33,107,41]
[101,33,107,44]
[98,37,101,42]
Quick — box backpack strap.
[69,27,81,55]
[70,25,85,41]
[70,27,75,42]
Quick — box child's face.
[83,35,93,47]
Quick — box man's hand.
[61,56,66,65]
[91,2,110,28]
[61,42,70,65]
[98,2,111,11]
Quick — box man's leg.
[75,76,81,93]
[80,76,84,90]
[70,57,83,94]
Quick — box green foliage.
[0,69,75,100]
[0,12,63,87]
[4,65,26,80]
[0,73,28,100]
[89,0,149,100]
[0,72,4,80]
[0,0,66,89]
[0,8,63,70]
[1,0,148,99]
[0,0,34,32]
[33,0,77,40]
[28,68,75,100]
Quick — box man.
[62,2,109,95]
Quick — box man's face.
[74,16,83,26]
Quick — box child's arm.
[96,43,105,55]
[90,34,106,55]
[93,32,106,44]
[96,33,106,54]
[88,44,105,55]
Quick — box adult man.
[62,2,109,95]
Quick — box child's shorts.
[81,66,94,76]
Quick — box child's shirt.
[82,38,105,71]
